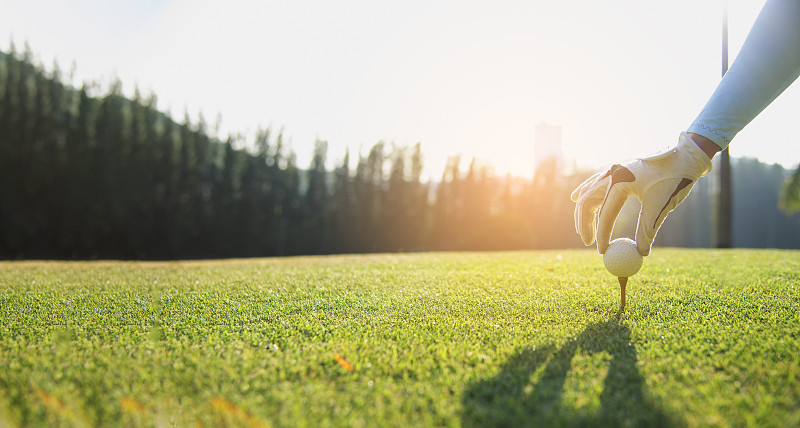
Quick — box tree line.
[0,45,589,259]
[1,45,798,259]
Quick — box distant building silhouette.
[534,122,562,173]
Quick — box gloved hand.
[570,132,713,256]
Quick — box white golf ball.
[603,238,643,277]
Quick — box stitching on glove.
[653,178,693,229]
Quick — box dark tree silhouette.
[0,45,798,259]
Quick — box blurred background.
[1,0,799,259]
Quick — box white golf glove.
[571,132,713,256]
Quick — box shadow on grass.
[462,313,677,427]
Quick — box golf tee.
[618,276,628,308]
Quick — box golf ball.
[603,238,643,277]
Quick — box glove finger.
[570,172,602,202]
[575,180,608,245]
[635,214,655,257]
[636,177,695,256]
[595,186,629,254]
[572,172,605,236]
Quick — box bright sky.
[2,0,797,178]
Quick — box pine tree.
[331,150,354,253]
[213,136,240,257]
[408,143,429,250]
[254,128,277,255]
[385,144,409,251]
[434,156,462,250]
[282,152,302,255]
[0,46,22,256]
[304,139,330,254]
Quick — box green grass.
[1,249,799,427]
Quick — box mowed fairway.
[1,250,799,427]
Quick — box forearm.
[687,0,800,148]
